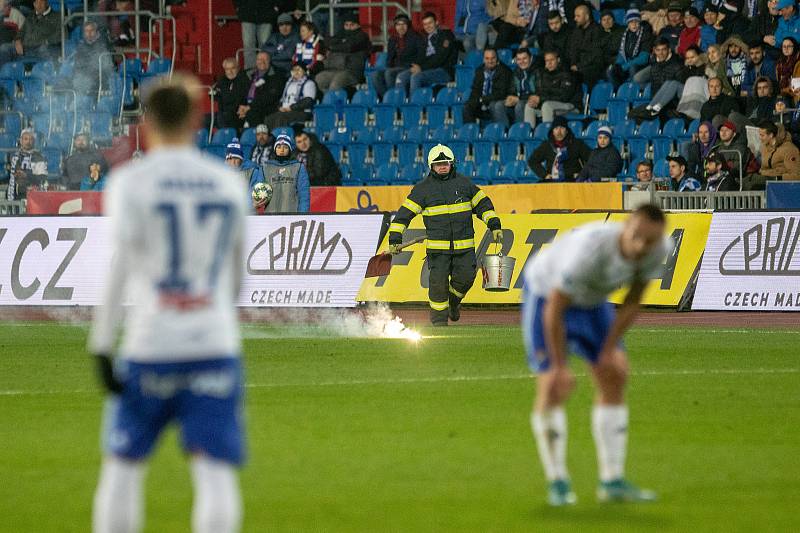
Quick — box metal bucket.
[481,251,516,292]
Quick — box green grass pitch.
[0,320,798,532]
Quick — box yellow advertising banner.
[336,183,623,214]
[357,212,712,307]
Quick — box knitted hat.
[225,138,244,160]
[277,12,293,25]
[255,124,270,134]
[551,116,569,130]
[597,125,613,138]
[667,2,683,13]
[685,7,701,19]
[625,9,641,23]
[720,120,737,133]
[274,134,294,150]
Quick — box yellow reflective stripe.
[389,222,406,233]
[471,190,487,207]
[422,202,472,216]
[401,198,422,214]
[481,210,498,224]
[426,239,475,250]
[429,299,449,311]
[449,284,465,298]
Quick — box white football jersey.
[89,146,250,362]
[523,222,670,308]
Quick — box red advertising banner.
[310,186,337,212]
[26,191,104,215]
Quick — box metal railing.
[194,84,216,144]
[98,51,128,119]
[62,9,162,61]
[307,1,413,44]
[0,200,26,215]
[50,89,78,152]
[147,15,177,77]
[652,191,766,210]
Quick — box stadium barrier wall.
[0,200,26,215]
[357,212,711,307]
[693,211,800,311]
[766,182,800,209]
[0,214,385,307]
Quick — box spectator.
[395,12,458,94]
[485,0,510,49]
[497,0,548,49]
[254,134,310,213]
[233,0,283,70]
[225,137,263,185]
[700,6,719,51]
[264,62,316,130]
[658,2,684,50]
[705,44,736,94]
[776,90,800,145]
[262,12,300,74]
[530,49,578,124]
[577,126,623,181]
[294,129,341,186]
[238,51,285,129]
[213,57,250,131]
[631,159,655,189]
[503,46,537,127]
[599,9,625,71]
[715,2,750,44]
[774,0,800,46]
[293,21,325,77]
[721,36,749,95]
[709,119,752,183]
[6,128,46,200]
[678,7,701,56]
[372,14,423,98]
[746,0,780,53]
[250,124,274,166]
[666,154,702,191]
[567,4,605,88]
[777,36,800,94]
[454,0,492,51]
[527,116,590,181]
[537,10,569,64]
[463,47,514,124]
[703,151,739,190]
[741,41,777,96]
[742,76,778,121]
[609,9,653,88]
[684,121,718,179]
[314,13,370,91]
[99,0,135,47]
[700,77,741,124]
[630,38,682,119]
[0,0,25,52]
[1,0,59,63]
[72,20,113,97]
[63,132,109,190]
[79,162,106,191]
[644,44,706,118]
[745,119,800,189]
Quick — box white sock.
[93,456,145,533]
[531,407,569,481]
[191,456,242,533]
[592,404,629,483]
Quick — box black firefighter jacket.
[389,170,501,254]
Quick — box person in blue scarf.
[609,9,653,88]
[527,116,591,181]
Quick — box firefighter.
[388,144,502,326]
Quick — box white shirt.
[523,222,670,308]
[89,146,250,362]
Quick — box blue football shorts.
[522,288,619,373]
[101,357,245,465]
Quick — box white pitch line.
[0,368,797,397]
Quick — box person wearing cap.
[599,9,625,70]
[253,134,310,213]
[250,124,274,166]
[703,151,738,190]
[387,143,501,326]
[677,7,701,56]
[213,57,250,131]
[609,9,653,87]
[741,41,776,96]
[709,119,754,182]
[225,137,263,187]
[577,125,623,182]
[721,35,749,94]
[530,49,579,124]
[7,128,47,201]
[262,13,300,74]
[264,62,317,130]
[700,6,719,51]
[774,0,800,47]
[395,12,459,94]
[237,50,285,130]
[63,132,109,191]
[314,13,370,91]
[463,47,514,124]
[527,116,591,181]
[657,2,685,50]
[454,0,493,51]
[567,4,605,88]
[666,154,702,191]
[372,14,424,98]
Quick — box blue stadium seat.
[89,112,113,140]
[475,161,500,184]
[463,49,483,68]
[144,58,172,77]
[43,148,62,175]
[20,78,45,98]
[612,136,624,153]
[47,132,72,151]
[628,138,649,161]
[327,128,350,145]
[397,163,425,184]
[195,128,209,147]
[449,141,469,163]
[533,122,551,140]
[374,105,397,129]
[352,127,376,145]
[522,139,541,158]
[635,120,661,139]
[588,81,613,115]
[460,160,475,177]
[343,105,368,128]
[426,104,447,127]
[380,125,404,144]
[451,104,464,127]
[607,100,628,124]
[498,48,513,67]
[498,140,520,162]
[654,159,670,177]
[430,125,453,141]
[0,131,15,148]
[614,81,639,102]
[0,61,25,80]
[58,58,74,79]
[617,119,637,138]
[1,113,22,136]
[31,112,50,136]
[507,122,532,141]
[350,89,378,107]
[314,106,337,132]
[652,137,674,161]
[455,123,479,142]
[399,103,423,127]
[350,162,374,182]
[661,118,685,138]
[29,61,56,80]
[435,87,459,105]
[372,142,393,163]
[347,144,369,166]
[472,141,494,162]
[322,89,348,105]
[582,120,608,140]
[502,160,530,181]
[370,52,388,70]
[583,136,597,149]
[408,87,433,105]
[205,145,226,159]
[327,143,344,163]
[397,143,418,166]
[123,58,142,81]
[373,162,399,183]
[240,127,256,145]
[568,120,584,137]
[210,127,237,146]
[687,118,701,134]
[406,125,429,143]
[455,65,474,94]
[482,122,505,141]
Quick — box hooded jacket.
[742,54,777,95]
[760,125,800,181]
[324,26,371,81]
[534,66,579,107]
[388,168,501,254]
[297,133,341,186]
[686,122,718,179]
[721,36,749,92]
[709,131,752,182]
[527,119,591,181]
[576,142,623,182]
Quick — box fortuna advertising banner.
[0,215,384,307]
[693,212,800,310]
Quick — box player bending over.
[521,204,670,506]
[88,76,250,533]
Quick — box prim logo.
[718,216,800,276]
[247,220,352,275]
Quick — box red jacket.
[677,26,700,57]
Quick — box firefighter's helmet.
[427,144,456,167]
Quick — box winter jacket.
[649,53,683,94]
[419,28,459,77]
[215,70,250,130]
[527,124,591,181]
[709,132,752,182]
[745,95,777,120]
[80,173,107,191]
[262,30,301,72]
[576,144,623,182]
[615,25,653,72]
[677,62,707,84]
[233,0,292,25]
[658,23,683,50]
[256,156,311,213]
[760,125,800,181]
[538,27,569,63]
[677,25,701,57]
[467,62,514,108]
[324,27,371,81]
[705,58,736,95]
[775,12,800,47]
[567,21,605,84]
[744,5,779,56]
[511,65,536,98]
[776,51,799,95]
[387,30,424,69]
[279,75,317,116]
[455,0,492,35]
[601,25,625,67]
[534,67,579,107]
[242,66,286,126]
[17,6,59,50]
[700,24,717,51]
[685,123,718,180]
[388,170,501,254]
[721,36,749,93]
[705,170,738,191]
[63,148,109,190]
[741,55,777,95]
[700,94,740,122]
[297,133,341,186]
